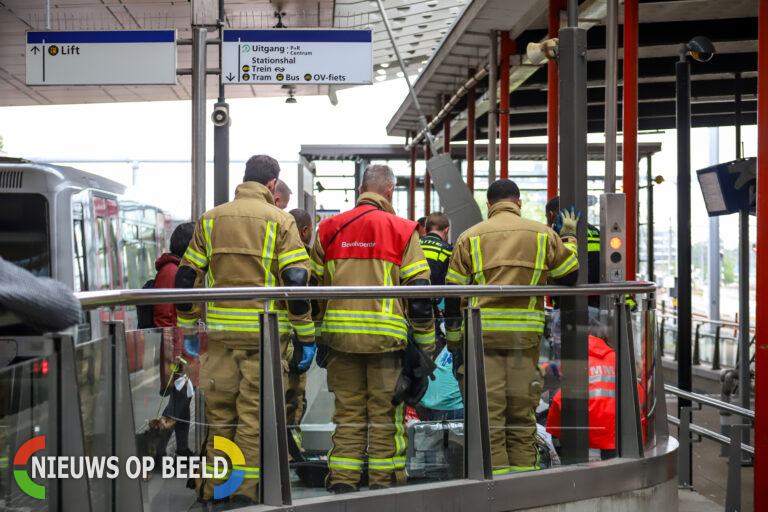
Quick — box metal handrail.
[658,312,754,331]
[75,282,657,311]
[664,384,754,419]
[667,415,754,455]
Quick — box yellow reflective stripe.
[383,261,394,314]
[177,316,195,328]
[528,232,547,309]
[327,260,336,281]
[291,321,316,336]
[310,259,325,276]
[480,309,545,320]
[208,306,263,314]
[400,259,429,279]
[184,247,207,267]
[446,330,462,342]
[393,455,406,468]
[262,221,277,291]
[278,248,309,269]
[205,465,230,479]
[368,458,395,470]
[322,323,407,339]
[328,457,364,470]
[203,219,215,286]
[325,309,406,321]
[588,243,601,252]
[548,252,578,278]
[446,268,470,285]
[470,236,485,285]
[413,330,435,344]
[394,403,406,461]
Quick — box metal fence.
[0,282,685,512]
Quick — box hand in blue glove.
[297,344,317,372]
[555,205,581,238]
[184,336,200,358]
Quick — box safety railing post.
[464,307,492,480]
[616,302,644,458]
[725,424,747,512]
[660,316,666,353]
[259,312,292,506]
[693,323,701,366]
[678,405,693,488]
[104,321,144,512]
[712,325,721,370]
[49,334,92,512]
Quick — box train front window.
[0,193,50,276]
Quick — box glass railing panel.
[124,326,204,512]
[0,356,53,512]
[539,304,618,467]
[74,337,109,510]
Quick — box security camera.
[686,36,715,63]
[211,103,230,127]
[526,39,559,66]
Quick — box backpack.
[136,278,156,329]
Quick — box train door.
[93,196,126,322]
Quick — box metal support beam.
[676,54,693,439]
[547,0,564,199]
[557,20,590,464]
[464,307,492,480]
[708,128,720,325]
[410,132,416,220]
[678,406,693,488]
[443,95,451,154]
[191,27,207,220]
[647,155,654,282]
[260,312,292,506]
[425,134,432,216]
[604,0,618,193]
[213,102,230,206]
[623,0,639,281]
[755,4,767,505]
[467,69,476,193]
[488,31,498,184]
[500,32,512,180]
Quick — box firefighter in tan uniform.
[310,164,435,493]
[445,179,580,474]
[175,155,316,507]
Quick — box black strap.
[325,204,381,249]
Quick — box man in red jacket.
[153,222,196,458]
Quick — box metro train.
[0,157,172,342]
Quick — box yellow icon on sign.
[304,74,312,81]
[242,73,250,81]
[276,73,284,81]
[48,45,59,56]
[242,65,250,72]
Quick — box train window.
[96,217,109,289]
[73,219,88,291]
[0,193,51,276]
[109,218,121,289]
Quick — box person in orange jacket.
[546,334,646,458]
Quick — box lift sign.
[25,30,176,86]
[222,29,372,85]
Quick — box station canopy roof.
[385,0,759,142]
[0,0,467,107]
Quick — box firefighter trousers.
[197,339,261,501]
[484,346,542,474]
[326,349,405,489]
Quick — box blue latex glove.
[297,344,317,372]
[184,337,200,358]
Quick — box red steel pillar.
[547,0,566,198]
[409,131,416,220]
[623,0,639,281]
[755,1,768,508]
[467,69,476,193]
[500,32,513,179]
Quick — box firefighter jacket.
[176,181,315,349]
[445,201,578,350]
[546,335,647,449]
[310,192,435,354]
[420,233,452,286]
